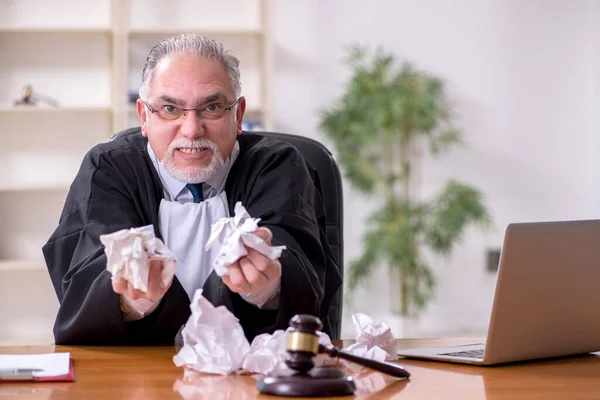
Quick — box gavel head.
[285,314,323,373]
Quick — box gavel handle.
[319,344,411,379]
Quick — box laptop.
[396,219,600,365]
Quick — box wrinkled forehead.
[149,54,235,100]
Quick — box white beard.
[162,139,225,184]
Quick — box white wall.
[271,0,600,338]
[0,269,57,345]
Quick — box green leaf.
[423,180,492,254]
[348,227,384,290]
[429,128,463,155]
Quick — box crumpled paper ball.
[173,289,251,375]
[240,330,287,375]
[205,202,287,276]
[174,290,336,376]
[342,313,398,361]
[99,224,176,292]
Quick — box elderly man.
[43,34,340,345]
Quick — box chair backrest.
[251,131,344,339]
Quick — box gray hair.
[138,33,241,101]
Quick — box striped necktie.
[186,183,204,203]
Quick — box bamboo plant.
[319,45,491,317]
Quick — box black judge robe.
[42,127,341,345]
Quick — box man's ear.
[137,99,149,137]
[235,96,246,134]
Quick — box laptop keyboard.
[439,349,484,358]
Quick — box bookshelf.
[0,0,274,274]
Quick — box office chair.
[250,131,344,340]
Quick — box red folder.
[0,354,75,383]
[0,361,74,382]
[33,360,75,382]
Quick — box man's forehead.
[154,54,225,78]
[151,55,234,97]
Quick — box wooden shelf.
[0,183,70,193]
[0,106,112,113]
[0,27,112,34]
[128,28,263,37]
[244,107,264,115]
[0,260,46,272]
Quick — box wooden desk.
[1,338,599,399]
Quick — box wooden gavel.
[258,314,410,397]
[285,314,410,379]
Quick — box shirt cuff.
[239,278,281,310]
[120,295,162,322]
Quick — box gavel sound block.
[257,314,410,397]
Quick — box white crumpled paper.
[99,224,176,292]
[342,313,397,362]
[205,202,287,276]
[173,289,251,375]
[174,290,336,375]
[240,330,287,375]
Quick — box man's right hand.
[112,260,173,301]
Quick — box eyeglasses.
[142,97,240,121]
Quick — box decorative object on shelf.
[242,120,264,132]
[14,85,59,107]
[319,45,492,317]
[128,90,139,104]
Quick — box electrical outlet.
[487,249,501,272]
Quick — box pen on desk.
[0,368,44,380]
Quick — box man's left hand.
[222,227,282,293]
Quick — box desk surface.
[1,338,600,399]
